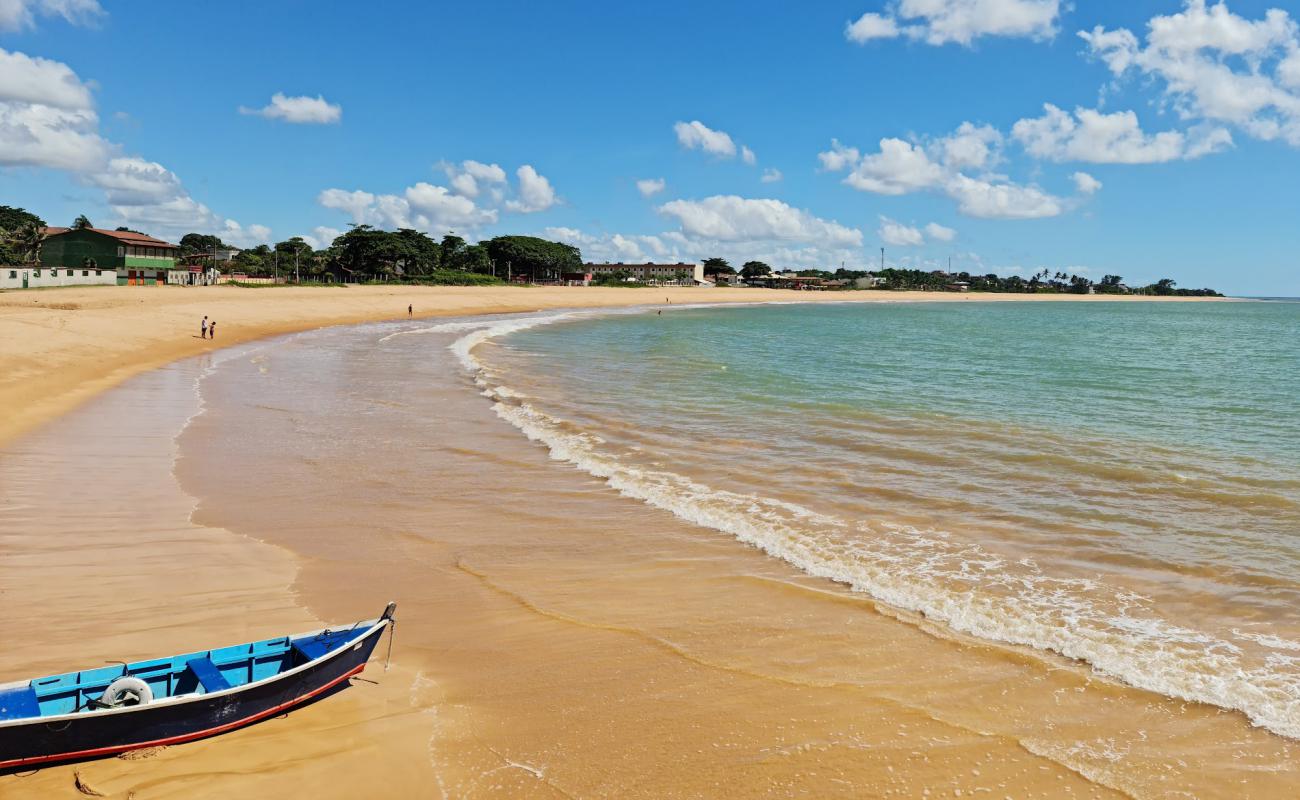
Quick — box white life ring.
[100,676,153,708]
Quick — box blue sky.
[2,0,1299,295]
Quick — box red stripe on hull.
[0,663,367,770]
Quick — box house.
[853,275,884,289]
[1,264,117,289]
[585,262,705,285]
[39,227,179,285]
[946,281,971,292]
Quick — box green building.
[40,227,180,285]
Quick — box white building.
[1,265,118,290]
[585,262,705,284]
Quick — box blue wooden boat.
[0,603,395,770]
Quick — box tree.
[439,234,465,267]
[1152,278,1177,296]
[72,214,92,230]
[12,221,46,264]
[0,205,44,231]
[114,226,144,234]
[276,237,313,277]
[447,242,491,274]
[702,257,734,276]
[740,261,772,279]
[483,235,582,282]
[180,233,228,255]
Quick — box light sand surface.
[0,286,1248,799]
[0,283,1220,448]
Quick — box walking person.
[201,316,208,339]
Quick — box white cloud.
[407,182,498,227]
[879,217,957,246]
[506,164,558,213]
[0,47,257,242]
[545,227,673,263]
[674,119,758,165]
[1071,171,1102,194]
[319,182,497,234]
[817,139,861,171]
[1012,103,1232,163]
[846,0,1063,47]
[0,102,111,171]
[319,161,557,236]
[301,226,343,250]
[240,93,341,124]
[443,159,507,198]
[0,47,94,109]
[843,138,947,195]
[674,120,737,158]
[925,221,957,241]
[221,220,272,248]
[846,12,901,42]
[1080,1,1300,146]
[658,195,863,247]
[879,217,925,246]
[945,173,1062,219]
[820,123,1065,219]
[81,156,271,242]
[636,177,666,196]
[761,168,783,183]
[0,0,103,31]
[0,47,111,171]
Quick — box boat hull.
[0,622,385,770]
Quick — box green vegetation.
[702,257,734,278]
[806,267,1222,296]
[741,261,772,280]
[0,206,47,266]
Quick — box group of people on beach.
[200,316,217,339]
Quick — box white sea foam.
[421,307,1300,741]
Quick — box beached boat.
[0,603,396,770]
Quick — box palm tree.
[72,214,92,230]
[13,221,45,264]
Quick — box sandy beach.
[4,285,1272,800]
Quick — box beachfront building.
[39,227,180,286]
[1,264,117,289]
[585,262,705,285]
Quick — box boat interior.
[0,626,369,722]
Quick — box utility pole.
[294,246,300,284]
[275,248,279,283]
[880,247,885,271]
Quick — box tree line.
[184,226,582,283]
[700,257,1222,296]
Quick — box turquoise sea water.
[465,300,1300,738]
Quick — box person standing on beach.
[209,320,217,339]
[408,304,413,317]
[201,316,208,339]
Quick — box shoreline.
[0,284,1224,447]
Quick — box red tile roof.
[42,227,178,248]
